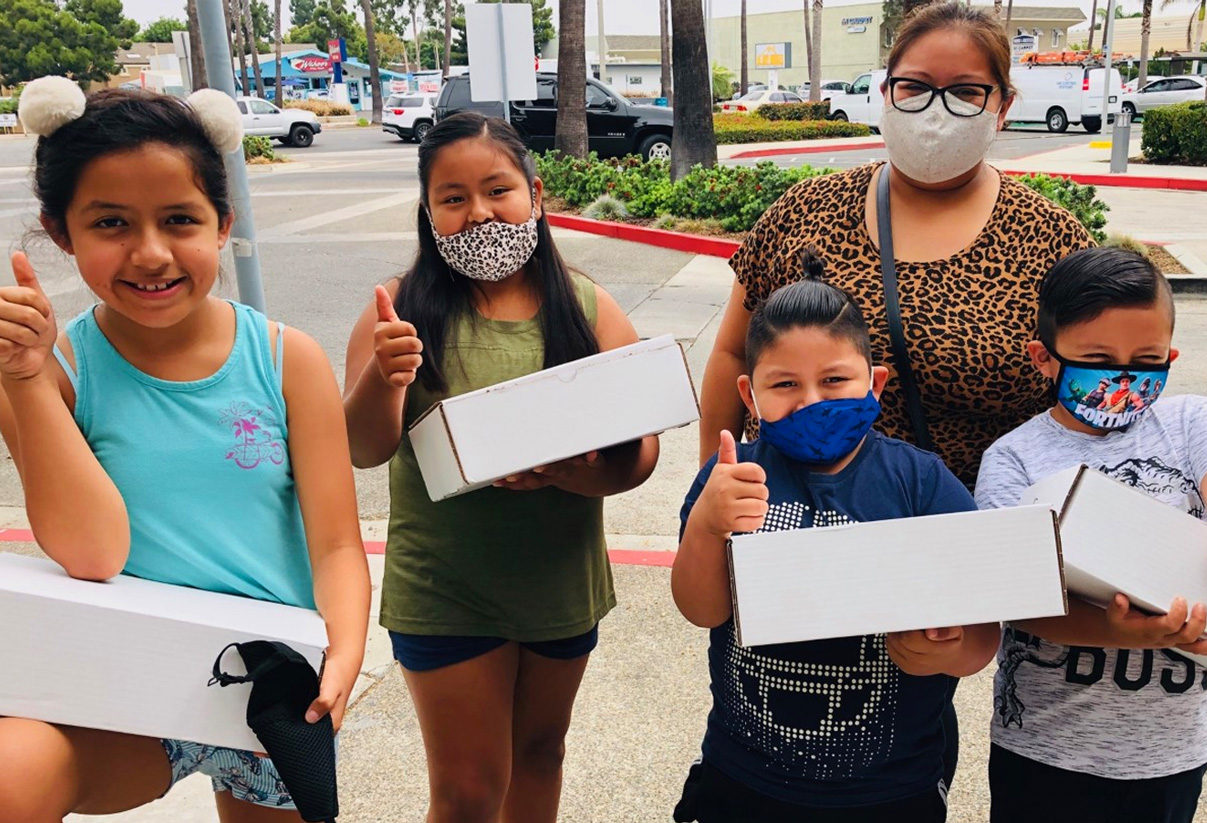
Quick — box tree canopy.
[0,0,138,85]
[137,15,186,42]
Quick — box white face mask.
[880,95,999,185]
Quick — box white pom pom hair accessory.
[186,89,244,155]
[18,76,87,138]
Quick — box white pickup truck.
[236,96,322,148]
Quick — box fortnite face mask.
[429,190,539,282]
[754,386,881,465]
[210,641,339,823]
[1049,349,1169,432]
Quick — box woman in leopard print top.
[699,5,1094,489]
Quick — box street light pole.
[195,0,267,313]
[597,0,607,84]
[1101,0,1117,123]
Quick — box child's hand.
[305,649,362,733]
[372,285,423,388]
[1105,594,1207,653]
[695,431,769,537]
[0,252,56,382]
[493,451,602,492]
[886,627,969,676]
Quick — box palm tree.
[361,0,383,124]
[555,0,588,157]
[659,0,672,106]
[442,0,452,79]
[186,0,207,90]
[739,0,748,96]
[230,0,249,94]
[803,0,815,100]
[670,0,717,179]
[810,0,822,103]
[1086,0,1098,52]
[1137,0,1154,89]
[243,0,264,97]
[994,0,1002,18]
[1005,0,1014,26]
[274,0,282,103]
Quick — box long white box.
[728,505,1067,648]
[1022,465,1207,665]
[0,553,328,752]
[408,334,700,501]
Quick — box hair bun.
[799,246,827,281]
[18,76,87,138]
[187,89,244,155]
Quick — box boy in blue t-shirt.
[672,252,1001,822]
[976,247,1207,823]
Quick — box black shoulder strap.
[876,167,934,452]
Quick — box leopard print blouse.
[731,162,1094,487]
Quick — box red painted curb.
[1001,169,1207,192]
[547,212,740,259]
[729,141,885,159]
[0,530,675,567]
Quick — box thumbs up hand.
[697,430,769,537]
[0,252,57,382]
[372,285,423,389]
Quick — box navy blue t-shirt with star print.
[680,431,977,807]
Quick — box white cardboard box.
[408,334,700,501]
[0,553,328,752]
[1021,465,1207,665]
[728,505,1067,648]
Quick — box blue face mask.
[754,388,881,466]
[1050,349,1169,432]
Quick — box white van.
[828,69,888,129]
[1008,65,1123,133]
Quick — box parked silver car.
[1122,75,1207,118]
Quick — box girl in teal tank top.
[0,81,370,821]
[343,113,661,821]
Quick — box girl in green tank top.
[343,113,660,822]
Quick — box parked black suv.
[435,73,673,161]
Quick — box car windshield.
[739,91,762,101]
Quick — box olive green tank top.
[379,274,615,640]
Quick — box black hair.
[1037,247,1175,349]
[32,88,232,238]
[745,249,872,372]
[395,111,598,394]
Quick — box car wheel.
[1122,102,1137,120]
[1046,108,1069,133]
[413,121,432,143]
[640,134,672,162]
[1082,116,1102,134]
[831,110,848,122]
[289,125,315,148]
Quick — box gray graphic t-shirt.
[975,395,1207,779]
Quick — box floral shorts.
[161,739,295,810]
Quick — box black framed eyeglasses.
[886,76,999,116]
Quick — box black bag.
[210,641,339,823]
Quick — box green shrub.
[713,114,871,144]
[1103,232,1151,258]
[284,99,353,117]
[653,213,679,231]
[755,101,832,121]
[243,135,275,161]
[583,194,630,221]
[1014,174,1109,243]
[533,152,672,217]
[1142,101,1207,166]
[0,97,17,115]
[357,117,369,127]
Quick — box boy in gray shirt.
[975,247,1207,823]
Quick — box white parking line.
[257,192,418,238]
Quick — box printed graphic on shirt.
[996,456,1204,729]
[718,501,900,780]
[1057,366,1166,431]
[219,401,286,470]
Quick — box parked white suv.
[383,93,437,142]
[236,96,322,148]
[1123,75,1207,119]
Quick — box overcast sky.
[123,0,1202,36]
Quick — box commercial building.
[710,4,1085,88]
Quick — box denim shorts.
[390,625,600,672]
[161,739,294,809]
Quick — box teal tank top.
[53,302,315,609]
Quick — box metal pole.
[1101,0,1117,126]
[196,0,266,313]
[497,4,511,123]
[596,0,607,85]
